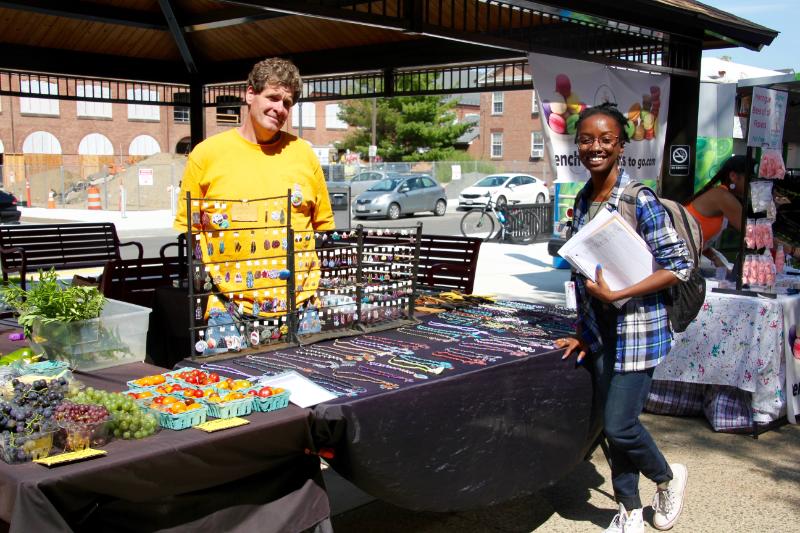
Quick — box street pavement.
[17,207,800,532]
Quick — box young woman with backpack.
[555,103,693,533]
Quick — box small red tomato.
[247,390,257,396]
[208,373,220,383]
[257,387,273,398]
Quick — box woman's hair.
[686,155,748,203]
[247,57,302,105]
[573,102,630,144]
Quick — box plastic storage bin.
[29,298,152,372]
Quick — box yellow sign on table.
[194,417,250,433]
[34,448,107,467]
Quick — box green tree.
[337,91,471,162]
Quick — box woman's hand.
[555,336,588,363]
[585,264,617,303]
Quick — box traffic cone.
[87,185,102,210]
[47,190,56,209]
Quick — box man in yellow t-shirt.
[174,58,334,349]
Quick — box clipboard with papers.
[557,206,661,308]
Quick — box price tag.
[34,448,107,467]
[194,417,250,433]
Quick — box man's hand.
[585,264,617,303]
[555,336,588,363]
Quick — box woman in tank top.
[684,155,747,268]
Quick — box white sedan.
[458,174,549,210]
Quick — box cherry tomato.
[208,373,220,383]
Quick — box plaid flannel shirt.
[571,170,693,372]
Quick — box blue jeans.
[592,337,673,510]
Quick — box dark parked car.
[0,190,21,224]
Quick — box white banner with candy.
[528,53,671,184]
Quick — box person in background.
[555,103,691,533]
[174,57,334,353]
[684,155,747,268]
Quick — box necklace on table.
[367,361,427,380]
[200,363,257,379]
[396,326,457,343]
[333,370,399,390]
[356,364,414,383]
[362,335,429,351]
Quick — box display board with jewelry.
[298,224,422,339]
[185,191,301,361]
[179,300,577,402]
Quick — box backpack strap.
[615,181,648,232]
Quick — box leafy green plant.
[0,269,105,336]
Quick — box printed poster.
[528,53,671,185]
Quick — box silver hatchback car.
[352,175,447,220]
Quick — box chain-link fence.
[0,154,186,212]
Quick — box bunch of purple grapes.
[0,378,69,463]
[54,401,110,424]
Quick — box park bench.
[0,222,143,290]
[99,254,188,308]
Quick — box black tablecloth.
[313,348,598,511]
[0,363,329,533]
[181,306,600,512]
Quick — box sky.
[700,0,798,72]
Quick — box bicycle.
[459,195,539,244]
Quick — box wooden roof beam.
[0,0,167,30]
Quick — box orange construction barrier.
[87,185,102,210]
[47,190,56,209]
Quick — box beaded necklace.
[295,347,357,367]
[367,361,428,380]
[269,351,338,370]
[200,363,257,379]
[396,326,456,343]
[237,357,365,396]
[332,370,398,390]
[413,324,465,340]
[345,337,412,355]
[430,350,486,366]
[333,339,388,356]
[362,335,429,351]
[426,321,486,336]
[442,346,502,363]
[386,356,444,375]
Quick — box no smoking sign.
[669,145,690,176]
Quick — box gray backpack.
[616,183,705,333]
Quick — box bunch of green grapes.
[70,387,158,440]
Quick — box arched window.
[22,131,62,154]
[78,133,114,155]
[129,135,160,156]
[175,137,191,155]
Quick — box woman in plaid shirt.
[555,103,691,533]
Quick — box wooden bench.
[100,255,188,308]
[0,222,143,290]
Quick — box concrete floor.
[331,412,800,532]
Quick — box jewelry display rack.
[184,191,423,361]
[302,223,422,343]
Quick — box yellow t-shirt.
[174,128,335,316]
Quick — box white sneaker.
[604,504,644,533]
[652,463,688,530]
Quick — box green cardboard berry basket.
[151,404,208,430]
[251,390,290,413]
[201,395,254,419]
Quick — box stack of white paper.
[557,207,660,307]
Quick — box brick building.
[0,71,549,203]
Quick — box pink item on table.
[7,332,24,341]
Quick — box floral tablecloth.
[654,291,799,422]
